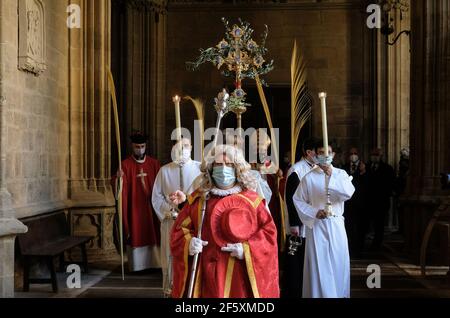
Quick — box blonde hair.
[197,144,256,194]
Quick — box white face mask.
[134,148,146,157]
[350,155,359,163]
[311,156,320,165]
[316,154,334,166]
[172,144,191,164]
[182,148,191,161]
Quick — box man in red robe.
[114,132,161,272]
[170,144,279,298]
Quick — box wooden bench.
[17,211,93,293]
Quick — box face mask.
[134,148,146,157]
[212,166,236,189]
[182,148,191,161]
[317,154,334,166]
[350,155,359,163]
[311,156,320,165]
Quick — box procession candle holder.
[318,91,334,218]
[324,174,334,218]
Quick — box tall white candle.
[173,95,182,141]
[318,92,329,156]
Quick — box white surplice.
[293,166,355,298]
[151,159,201,295]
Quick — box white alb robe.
[293,166,355,298]
[151,159,201,295]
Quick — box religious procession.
[4,0,450,309]
[110,18,358,299]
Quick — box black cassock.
[282,172,306,298]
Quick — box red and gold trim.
[236,194,264,209]
[179,216,192,298]
[243,242,260,298]
[223,256,236,298]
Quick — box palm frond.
[291,40,313,165]
[184,96,205,159]
[255,73,279,167]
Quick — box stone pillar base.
[0,218,27,298]
[69,206,120,262]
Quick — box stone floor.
[14,236,450,299]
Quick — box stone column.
[111,0,167,162]
[373,0,411,168]
[386,2,411,169]
[68,0,117,260]
[403,0,450,263]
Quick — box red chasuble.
[170,190,279,298]
[113,155,161,271]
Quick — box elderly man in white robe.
[293,142,355,298]
[152,138,202,297]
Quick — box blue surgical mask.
[212,166,236,188]
[317,154,334,166]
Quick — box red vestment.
[120,155,160,247]
[170,190,279,298]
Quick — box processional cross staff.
[186,89,230,299]
[223,27,253,130]
[184,18,279,297]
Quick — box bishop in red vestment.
[113,133,161,272]
[170,144,279,298]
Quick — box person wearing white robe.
[151,138,201,297]
[293,144,355,298]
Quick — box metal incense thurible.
[288,236,303,256]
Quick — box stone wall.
[165,0,373,163]
[1,0,69,219]
[0,0,116,296]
